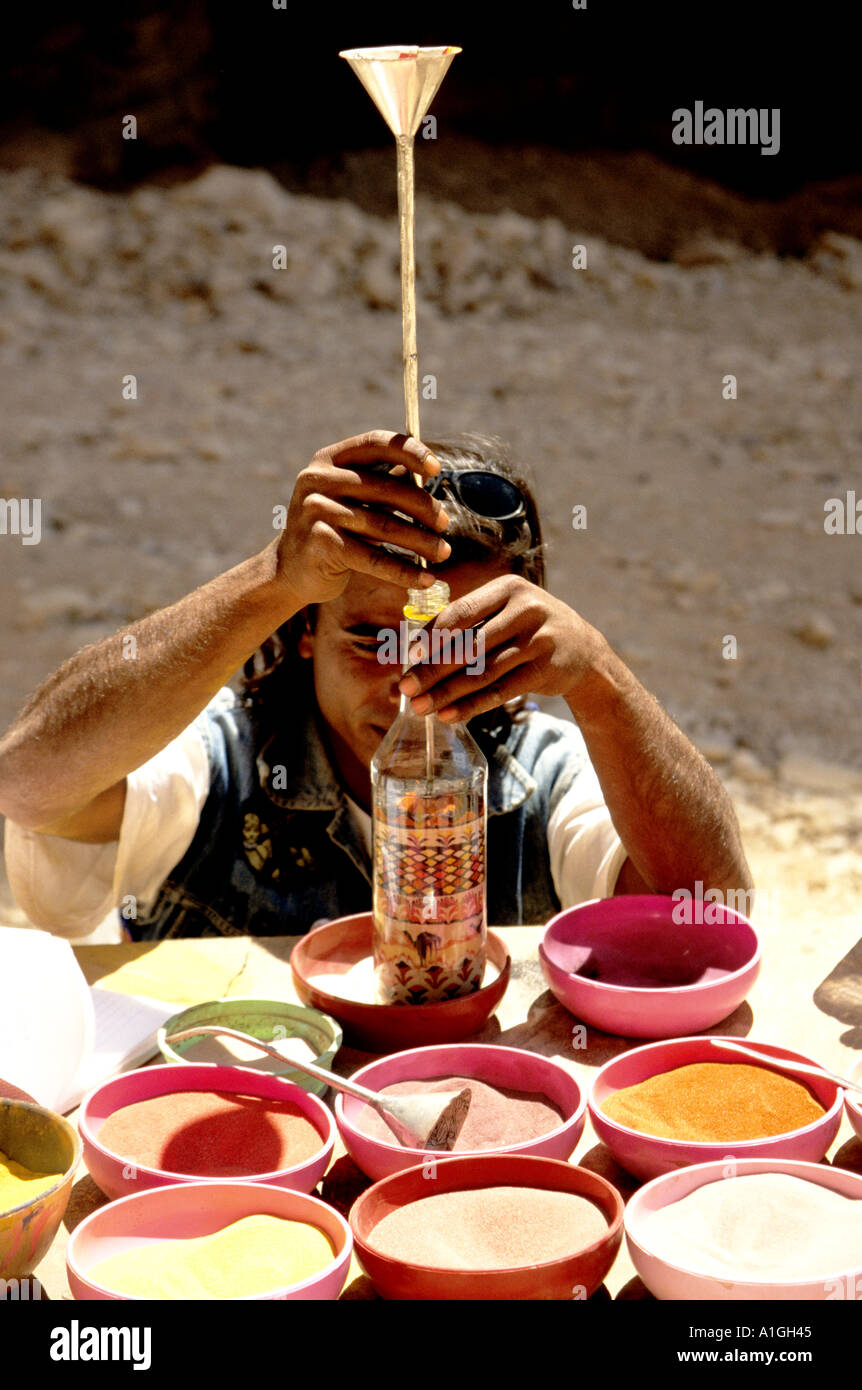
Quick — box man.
[0,429,752,938]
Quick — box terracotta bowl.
[539,896,761,1039]
[588,1036,843,1182]
[845,1056,862,1143]
[350,1153,624,1300]
[290,912,511,1052]
[626,1158,862,1300]
[79,1064,335,1200]
[337,1042,586,1181]
[67,1181,352,1300]
[0,1098,82,1279]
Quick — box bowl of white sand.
[625,1157,862,1300]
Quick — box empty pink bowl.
[845,1056,862,1143]
[67,1181,352,1300]
[625,1158,862,1300]
[336,1043,586,1181]
[350,1154,624,1300]
[539,895,761,1038]
[588,1036,843,1182]
[79,1064,335,1200]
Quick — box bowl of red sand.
[539,896,761,1039]
[79,1064,335,1200]
[588,1036,843,1182]
[0,1099,82,1280]
[290,912,511,1052]
[845,1056,862,1142]
[625,1157,862,1300]
[336,1042,586,1181]
[350,1153,623,1300]
[67,1180,353,1300]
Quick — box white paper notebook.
[0,925,175,1114]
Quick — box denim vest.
[131,676,592,940]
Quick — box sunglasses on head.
[424,469,527,522]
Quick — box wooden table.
[34,915,862,1301]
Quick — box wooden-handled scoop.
[165,1024,472,1151]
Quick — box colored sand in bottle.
[640,1173,862,1280]
[601,1062,824,1142]
[368,1186,608,1269]
[356,1075,564,1150]
[97,1090,323,1176]
[88,1214,335,1298]
[0,1148,63,1213]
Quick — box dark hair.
[241,433,546,733]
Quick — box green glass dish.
[156,999,342,1097]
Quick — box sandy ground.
[0,149,860,961]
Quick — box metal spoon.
[707,1038,862,1097]
[165,1024,472,1150]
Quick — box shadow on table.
[485,988,754,1068]
[62,1172,110,1235]
[813,936,862,1047]
[832,1134,862,1174]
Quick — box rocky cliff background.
[1,4,860,939]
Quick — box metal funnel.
[339,45,460,139]
[339,45,461,449]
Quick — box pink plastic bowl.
[625,1158,862,1300]
[336,1043,586,1182]
[588,1036,843,1182]
[79,1064,335,1200]
[539,896,761,1038]
[845,1056,862,1143]
[67,1181,352,1300]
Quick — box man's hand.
[396,573,752,902]
[276,430,452,608]
[397,575,600,721]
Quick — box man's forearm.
[566,636,752,896]
[0,540,296,831]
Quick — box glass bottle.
[371,580,488,1005]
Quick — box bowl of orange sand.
[588,1036,843,1182]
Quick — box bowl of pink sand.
[350,1153,624,1300]
[67,1180,353,1300]
[845,1056,862,1143]
[335,1042,586,1181]
[539,895,761,1039]
[79,1064,335,1200]
[588,1036,843,1182]
[625,1158,862,1299]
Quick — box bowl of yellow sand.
[0,1098,82,1280]
[66,1181,353,1300]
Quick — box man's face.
[298,559,512,807]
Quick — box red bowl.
[350,1153,624,1300]
[79,1064,335,1200]
[290,912,510,1052]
